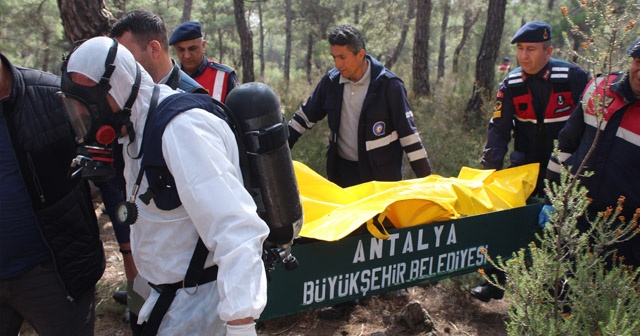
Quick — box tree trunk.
[57,0,116,43]
[412,0,432,96]
[217,27,224,63]
[385,0,415,70]
[181,0,193,22]
[464,0,507,124]
[36,0,51,72]
[437,0,451,80]
[284,0,292,88]
[42,26,51,72]
[355,2,367,24]
[258,0,265,79]
[233,0,254,82]
[452,4,480,74]
[354,3,360,24]
[306,33,313,84]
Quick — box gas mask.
[59,38,140,181]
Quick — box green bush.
[482,163,640,336]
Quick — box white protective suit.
[67,37,269,335]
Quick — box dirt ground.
[21,203,510,336]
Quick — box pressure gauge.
[115,201,138,226]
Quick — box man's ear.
[148,40,162,59]
[358,48,366,60]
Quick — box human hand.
[538,204,554,228]
[226,321,256,336]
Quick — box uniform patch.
[497,91,504,98]
[493,101,502,119]
[373,122,386,136]
[604,95,615,107]
[554,105,571,114]
[557,94,565,106]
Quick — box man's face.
[68,72,124,135]
[173,38,206,75]
[516,42,552,75]
[629,57,640,97]
[116,31,154,75]
[330,44,366,82]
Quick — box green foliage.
[411,78,486,178]
[559,0,638,76]
[489,165,640,336]
[0,0,65,72]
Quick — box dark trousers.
[0,260,95,336]
[332,156,361,188]
[129,311,145,336]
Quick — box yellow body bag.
[294,161,538,241]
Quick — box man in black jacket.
[474,21,589,303]
[287,24,431,188]
[0,53,105,335]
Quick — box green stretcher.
[262,202,542,320]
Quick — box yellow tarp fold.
[294,161,538,241]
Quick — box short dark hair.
[327,24,365,54]
[110,10,169,51]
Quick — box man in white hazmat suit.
[60,36,269,335]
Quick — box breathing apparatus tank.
[224,82,303,272]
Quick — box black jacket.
[1,54,105,301]
[288,55,431,183]
[482,58,590,196]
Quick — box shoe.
[470,282,504,302]
[112,290,128,305]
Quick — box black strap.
[129,84,160,160]
[141,238,213,336]
[142,285,178,336]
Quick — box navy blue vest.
[140,93,230,210]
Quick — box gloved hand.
[226,321,257,336]
[538,204,554,228]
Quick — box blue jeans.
[0,259,95,336]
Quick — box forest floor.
[20,202,511,336]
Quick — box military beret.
[169,21,202,45]
[511,21,551,44]
[627,37,640,58]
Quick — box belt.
[149,265,218,294]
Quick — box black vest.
[140,93,231,210]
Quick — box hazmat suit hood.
[65,36,157,141]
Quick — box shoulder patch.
[506,70,525,87]
[550,65,570,83]
[373,121,386,136]
[207,60,234,74]
[493,101,502,119]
